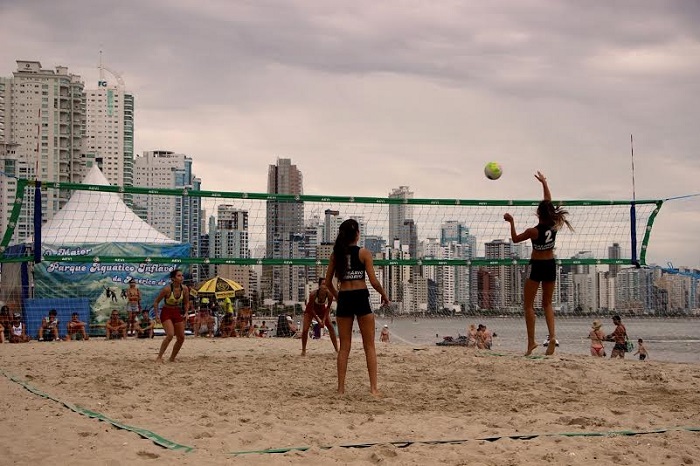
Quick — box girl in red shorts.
[153,269,190,362]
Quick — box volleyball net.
[0,177,670,316]
[0,179,663,266]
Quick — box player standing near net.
[503,171,572,356]
[325,219,390,396]
[154,269,190,362]
[301,278,339,355]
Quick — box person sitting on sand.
[466,324,478,348]
[588,320,605,357]
[135,309,154,339]
[193,298,214,338]
[66,312,89,341]
[219,309,234,337]
[105,310,127,340]
[9,314,30,343]
[38,309,60,341]
[0,305,12,341]
[476,324,492,350]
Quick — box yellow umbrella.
[192,276,244,299]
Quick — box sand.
[0,336,699,465]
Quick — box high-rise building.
[210,205,249,260]
[264,158,304,302]
[82,65,134,200]
[608,242,621,277]
[388,186,413,243]
[133,150,201,264]
[0,61,86,243]
[484,239,513,308]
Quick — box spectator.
[219,308,235,337]
[106,310,127,340]
[476,324,493,350]
[125,280,142,336]
[135,309,154,339]
[606,315,628,359]
[0,305,12,341]
[634,339,648,361]
[588,320,606,357]
[380,324,390,343]
[66,312,89,341]
[193,298,214,338]
[38,309,61,341]
[9,314,30,343]
[466,324,478,348]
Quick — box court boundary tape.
[0,370,194,453]
[229,426,700,456]
[3,370,698,458]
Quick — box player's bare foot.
[301,350,306,356]
[155,357,164,363]
[524,342,538,356]
[370,388,381,397]
[545,339,556,356]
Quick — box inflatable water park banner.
[34,243,190,323]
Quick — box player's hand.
[535,171,546,183]
[503,213,513,222]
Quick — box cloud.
[1,0,699,267]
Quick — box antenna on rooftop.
[97,49,125,89]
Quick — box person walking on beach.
[380,324,390,343]
[606,315,627,359]
[325,219,390,396]
[153,269,190,363]
[588,320,606,357]
[634,339,648,361]
[301,278,339,355]
[504,171,572,356]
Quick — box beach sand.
[1,337,698,465]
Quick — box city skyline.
[1,1,699,268]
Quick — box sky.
[1,0,699,268]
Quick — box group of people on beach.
[588,315,648,360]
[8,170,635,395]
[465,323,493,349]
[141,170,578,395]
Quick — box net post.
[629,202,639,268]
[33,181,42,264]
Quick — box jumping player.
[504,171,572,356]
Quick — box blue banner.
[34,242,190,325]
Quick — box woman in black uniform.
[325,219,389,395]
[504,171,572,356]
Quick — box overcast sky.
[1,0,699,268]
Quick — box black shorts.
[529,259,556,282]
[336,289,372,318]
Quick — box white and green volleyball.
[484,162,503,180]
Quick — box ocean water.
[374,317,700,364]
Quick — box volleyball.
[484,162,502,180]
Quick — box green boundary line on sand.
[229,426,700,456]
[4,368,698,458]
[0,370,194,453]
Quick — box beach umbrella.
[191,276,244,299]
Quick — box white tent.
[40,165,176,244]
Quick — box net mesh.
[0,179,677,318]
